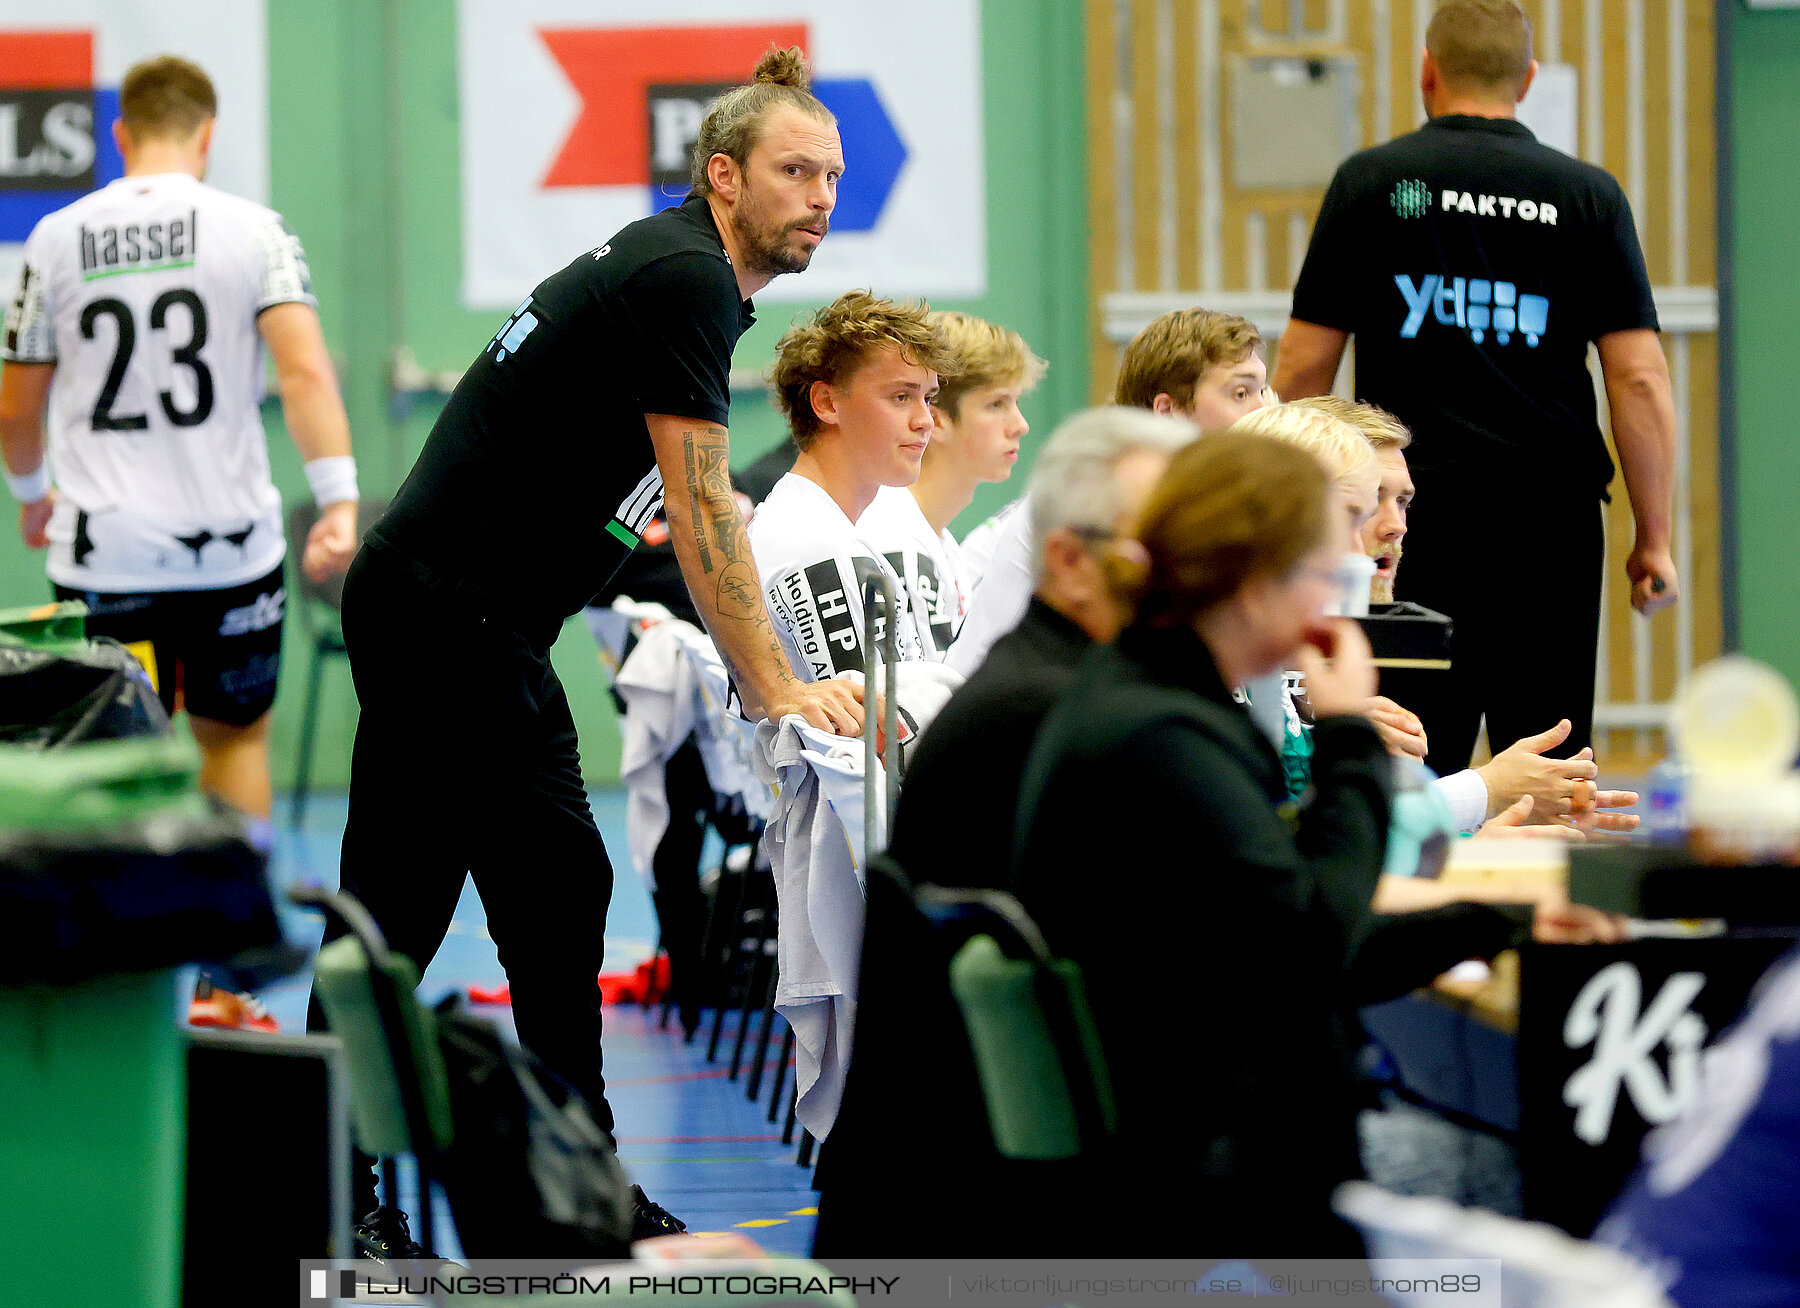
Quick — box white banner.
[0,3,268,296]
[457,0,985,310]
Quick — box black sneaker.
[355,1205,424,1264]
[630,1185,688,1240]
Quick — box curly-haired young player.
[751,289,961,687]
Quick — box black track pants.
[1379,490,1605,776]
[311,549,617,1213]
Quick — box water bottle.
[1643,755,1690,845]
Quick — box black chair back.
[285,497,389,614]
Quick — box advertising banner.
[1517,936,1793,1235]
[0,2,267,297]
[457,0,985,309]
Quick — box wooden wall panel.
[1087,0,1122,402]
[1088,0,1720,762]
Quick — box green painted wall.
[1727,5,1800,687]
[0,1,1089,791]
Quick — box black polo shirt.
[369,195,754,646]
[1290,115,1657,503]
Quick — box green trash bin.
[0,597,88,649]
[0,736,292,1308]
[0,600,168,747]
[0,734,206,831]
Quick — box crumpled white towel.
[748,660,965,1140]
[615,618,770,889]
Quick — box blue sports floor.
[258,788,820,1257]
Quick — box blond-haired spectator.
[858,311,1045,657]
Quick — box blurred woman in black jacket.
[1012,431,1390,1255]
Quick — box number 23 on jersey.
[79,288,214,432]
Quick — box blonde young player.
[0,56,357,823]
[857,311,1045,657]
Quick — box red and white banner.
[0,2,268,296]
[457,0,985,309]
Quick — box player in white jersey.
[857,310,1043,659]
[857,484,964,659]
[753,473,921,683]
[0,56,356,822]
[751,291,960,715]
[955,497,1011,592]
[943,492,1035,677]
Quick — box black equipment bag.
[433,995,634,1262]
[0,635,169,746]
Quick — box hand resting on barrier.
[766,676,873,740]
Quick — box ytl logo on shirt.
[218,587,286,638]
[1395,273,1550,347]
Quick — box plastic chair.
[926,884,1118,1162]
[285,497,387,826]
[812,860,1109,1253]
[293,884,454,1258]
[703,853,779,1073]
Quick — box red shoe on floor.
[597,970,640,1005]
[634,953,672,1006]
[188,989,280,1034]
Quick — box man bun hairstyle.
[689,46,836,196]
[1426,0,1533,97]
[1106,432,1332,629]
[120,55,217,141]
[770,290,962,451]
[753,45,812,91]
[1113,307,1262,413]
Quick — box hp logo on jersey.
[1395,273,1550,347]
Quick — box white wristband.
[4,462,51,504]
[304,456,359,507]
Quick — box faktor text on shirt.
[1440,189,1557,224]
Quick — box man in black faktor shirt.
[316,48,858,1255]
[1274,0,1678,774]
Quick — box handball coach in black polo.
[1273,0,1678,774]
[314,48,858,1252]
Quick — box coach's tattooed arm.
[647,414,867,734]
